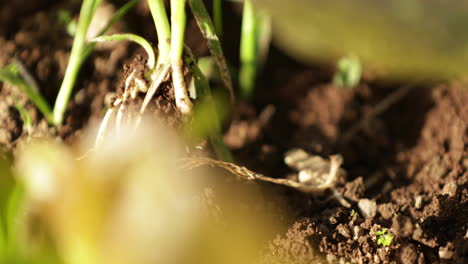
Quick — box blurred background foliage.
[254,0,468,80]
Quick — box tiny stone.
[412,226,423,241]
[337,224,351,238]
[415,195,423,209]
[74,89,87,105]
[353,226,363,240]
[326,254,337,262]
[438,249,453,260]
[442,182,457,197]
[373,254,380,263]
[358,199,377,218]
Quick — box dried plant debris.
[182,148,349,204]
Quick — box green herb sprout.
[333,55,362,89]
[375,228,394,246]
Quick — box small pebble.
[326,254,337,262]
[438,248,453,260]
[442,182,457,197]
[353,226,363,240]
[337,224,351,238]
[358,199,377,218]
[415,195,423,209]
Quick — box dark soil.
[0,1,467,263]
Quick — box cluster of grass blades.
[0,0,271,161]
[0,0,139,127]
[94,0,236,161]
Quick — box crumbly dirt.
[1,1,467,264]
[226,47,468,263]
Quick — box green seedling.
[53,0,103,125]
[0,0,139,127]
[333,55,362,89]
[96,0,235,161]
[53,0,138,125]
[375,228,394,246]
[0,60,53,124]
[239,0,271,101]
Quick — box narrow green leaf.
[0,61,54,123]
[188,0,235,106]
[185,49,233,162]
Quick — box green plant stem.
[140,0,172,116]
[239,0,257,101]
[147,0,171,63]
[185,49,233,162]
[213,0,223,39]
[91,34,156,68]
[53,0,102,125]
[82,0,140,60]
[171,0,186,61]
[170,0,193,114]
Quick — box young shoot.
[53,0,138,126]
[53,0,102,125]
[375,228,394,246]
[333,55,362,89]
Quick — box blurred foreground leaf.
[14,121,281,264]
[254,0,468,79]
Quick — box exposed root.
[95,108,115,148]
[171,58,193,115]
[140,63,171,115]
